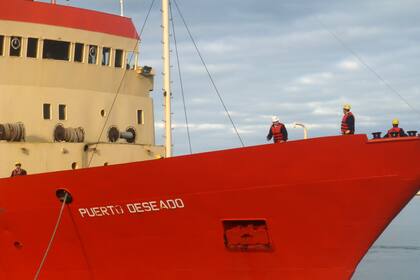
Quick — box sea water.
[353,197,420,279]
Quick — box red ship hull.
[1,135,420,279]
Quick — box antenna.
[120,0,124,16]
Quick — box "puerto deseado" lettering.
[78,198,185,218]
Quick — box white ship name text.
[78,198,185,218]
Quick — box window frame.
[9,36,22,57]
[73,42,84,63]
[137,110,144,125]
[58,104,67,121]
[114,49,123,68]
[42,39,70,61]
[27,37,39,58]
[101,47,111,66]
[88,45,98,65]
[43,103,52,120]
[126,51,138,70]
[0,35,4,56]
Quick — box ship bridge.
[0,0,164,177]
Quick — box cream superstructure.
[0,18,164,178]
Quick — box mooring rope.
[33,193,68,280]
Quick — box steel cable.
[88,0,156,166]
[172,0,245,147]
[169,0,193,154]
[316,16,420,118]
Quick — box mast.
[119,0,124,17]
[162,0,172,157]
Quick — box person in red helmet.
[267,116,288,143]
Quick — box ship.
[0,1,419,279]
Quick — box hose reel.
[108,126,136,143]
[54,124,85,143]
[0,123,25,141]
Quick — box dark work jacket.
[11,169,27,177]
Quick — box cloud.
[201,41,238,54]
[296,72,334,85]
[338,59,361,71]
[155,122,227,131]
[66,0,420,155]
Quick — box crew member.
[267,116,288,143]
[384,119,407,138]
[341,104,355,135]
[10,162,27,177]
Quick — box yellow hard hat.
[343,104,351,110]
[392,119,399,125]
[14,162,21,166]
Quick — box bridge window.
[88,45,98,64]
[102,47,111,66]
[59,104,66,120]
[43,39,70,61]
[126,51,136,69]
[43,103,51,120]
[10,36,22,57]
[0,35,4,56]
[27,38,38,58]
[137,110,144,124]
[74,43,84,62]
[114,49,123,68]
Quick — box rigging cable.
[139,0,156,37]
[87,0,156,166]
[172,0,245,147]
[169,0,193,154]
[316,17,420,117]
[33,193,68,280]
[87,43,137,167]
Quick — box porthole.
[100,109,106,117]
[71,162,78,170]
[104,162,109,166]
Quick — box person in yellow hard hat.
[384,119,407,138]
[10,162,27,177]
[341,104,355,135]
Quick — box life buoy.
[89,46,97,58]
[11,37,21,50]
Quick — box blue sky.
[45,0,420,155]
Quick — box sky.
[43,0,420,155]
